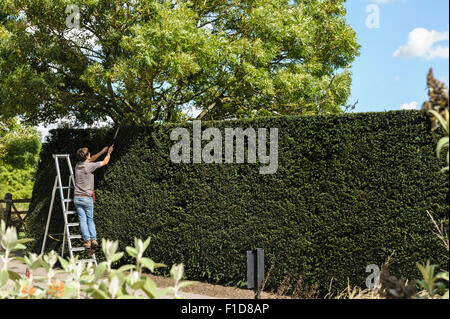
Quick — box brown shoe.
[83,241,91,249]
[90,240,98,250]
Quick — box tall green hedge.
[26,111,449,295]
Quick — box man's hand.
[101,146,109,153]
[101,145,114,167]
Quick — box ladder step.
[71,247,85,252]
[67,222,79,227]
[57,186,74,189]
[65,210,77,215]
[69,234,82,240]
[63,199,73,203]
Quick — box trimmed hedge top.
[26,111,449,295]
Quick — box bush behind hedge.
[26,111,449,295]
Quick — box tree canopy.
[0,0,360,125]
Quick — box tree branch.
[317,74,337,114]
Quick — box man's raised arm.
[90,147,108,162]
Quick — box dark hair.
[76,147,89,162]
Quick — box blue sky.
[344,0,449,112]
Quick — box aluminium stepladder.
[41,154,97,264]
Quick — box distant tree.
[0,117,41,199]
[0,0,360,125]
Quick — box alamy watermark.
[170,121,278,174]
[365,3,380,29]
[365,264,380,289]
[65,4,80,29]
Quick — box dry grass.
[426,210,449,257]
[333,279,383,299]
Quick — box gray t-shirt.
[74,161,102,196]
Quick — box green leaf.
[435,282,446,292]
[140,257,155,272]
[428,110,449,134]
[436,136,449,158]
[109,270,126,290]
[58,257,69,271]
[170,264,184,282]
[91,287,109,299]
[125,247,137,258]
[0,269,9,287]
[144,55,154,67]
[141,277,157,298]
[13,257,25,263]
[33,275,48,282]
[118,264,135,272]
[108,275,120,298]
[80,274,94,282]
[17,238,34,245]
[142,237,151,251]
[10,243,26,251]
[63,286,76,299]
[157,287,172,298]
[436,272,449,281]
[3,227,18,250]
[129,279,145,290]
[94,262,107,281]
[154,263,167,269]
[110,252,124,263]
[31,259,42,270]
[7,270,21,281]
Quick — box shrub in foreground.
[0,221,191,299]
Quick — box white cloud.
[393,28,449,60]
[427,45,449,59]
[400,101,417,110]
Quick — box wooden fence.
[0,193,31,234]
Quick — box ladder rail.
[66,155,76,192]
[54,156,65,208]
[66,154,75,212]
[41,177,58,255]
[55,155,74,259]
[62,157,73,259]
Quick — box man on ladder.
[74,145,114,253]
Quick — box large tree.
[0,0,360,125]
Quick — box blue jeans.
[73,196,97,241]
